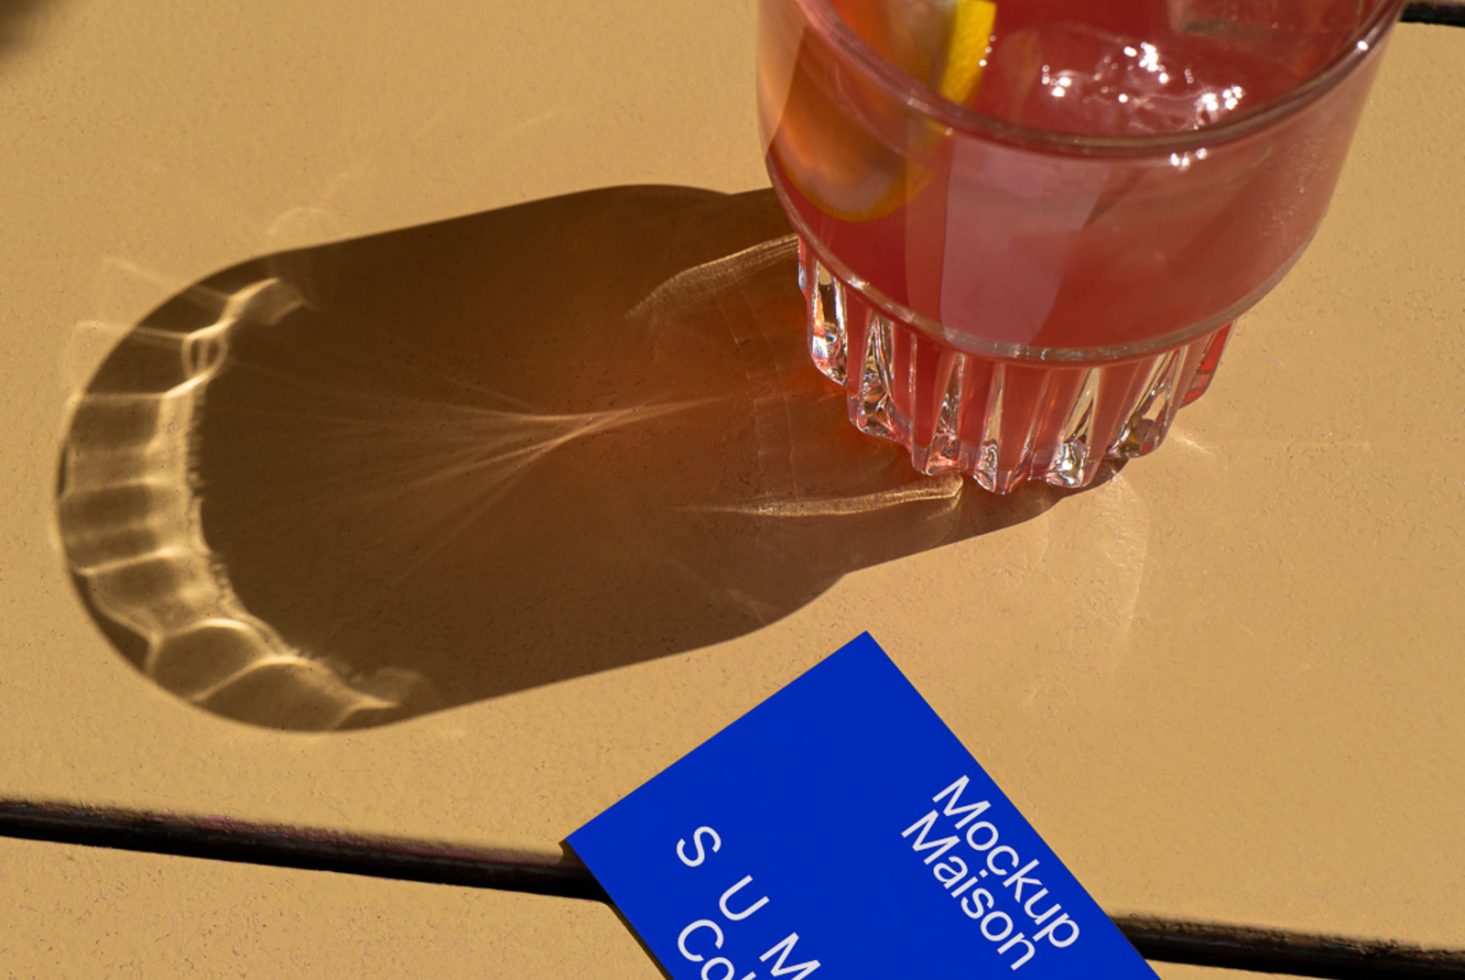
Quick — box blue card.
[568,633,1157,978]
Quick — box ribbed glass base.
[798,238,1231,492]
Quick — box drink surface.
[830,0,1365,137]
[760,0,1384,355]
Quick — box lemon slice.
[939,0,998,101]
[769,0,998,222]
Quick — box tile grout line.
[2,800,1462,978]
[1401,2,1465,26]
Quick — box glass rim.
[794,0,1406,156]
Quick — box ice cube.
[977,22,1298,136]
[1167,0,1368,81]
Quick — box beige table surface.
[2,0,1462,962]
[0,838,1290,979]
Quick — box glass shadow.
[57,186,1111,730]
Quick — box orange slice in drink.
[767,0,998,222]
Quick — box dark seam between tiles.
[1403,1,1465,25]
[2,801,1462,978]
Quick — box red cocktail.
[759,0,1402,490]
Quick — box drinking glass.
[757,0,1405,491]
